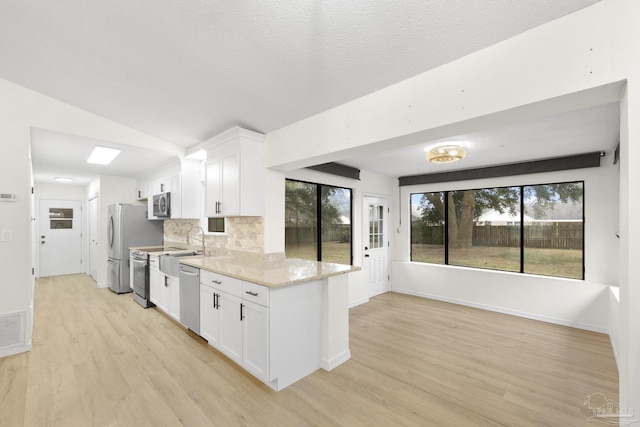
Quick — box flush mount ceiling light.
[55,177,74,183]
[86,145,121,165]
[425,143,467,164]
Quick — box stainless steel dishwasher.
[179,264,200,334]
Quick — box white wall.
[0,77,181,357]
[265,0,640,411]
[285,168,395,307]
[391,157,619,333]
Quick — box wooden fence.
[412,222,583,249]
[285,225,350,244]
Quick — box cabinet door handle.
[240,303,244,321]
[164,276,168,287]
[245,291,258,297]
[213,293,218,309]
[160,183,165,192]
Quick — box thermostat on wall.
[0,193,18,202]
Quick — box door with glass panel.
[363,196,389,297]
[38,199,82,277]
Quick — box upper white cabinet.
[142,158,202,220]
[204,127,264,217]
[135,185,148,201]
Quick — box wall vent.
[0,312,24,349]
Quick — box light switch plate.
[1,230,12,242]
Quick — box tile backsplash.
[163,218,284,261]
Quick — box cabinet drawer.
[200,269,242,297]
[242,281,269,307]
[149,255,159,270]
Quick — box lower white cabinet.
[242,299,270,381]
[167,275,180,322]
[149,256,161,306]
[150,256,180,322]
[200,284,219,346]
[218,291,244,365]
[200,271,270,383]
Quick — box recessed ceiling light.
[87,145,121,165]
[425,143,467,164]
[55,177,74,183]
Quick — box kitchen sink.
[159,251,200,277]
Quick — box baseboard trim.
[393,288,610,335]
[349,297,369,308]
[0,344,31,358]
[322,349,351,371]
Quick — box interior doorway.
[38,199,82,277]
[363,195,390,297]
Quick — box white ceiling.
[0,0,615,185]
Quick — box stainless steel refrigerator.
[107,203,163,293]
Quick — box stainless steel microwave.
[152,192,171,217]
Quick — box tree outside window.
[411,181,584,279]
[285,179,352,265]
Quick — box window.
[411,181,584,279]
[285,179,352,264]
[410,192,444,264]
[448,187,521,273]
[207,217,225,233]
[49,208,73,229]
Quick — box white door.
[363,196,389,297]
[88,195,98,281]
[38,199,82,277]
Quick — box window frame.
[410,180,584,280]
[285,178,354,265]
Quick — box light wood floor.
[0,274,618,426]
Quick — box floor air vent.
[0,312,24,349]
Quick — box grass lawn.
[411,244,583,279]
[286,241,351,265]
[287,241,583,279]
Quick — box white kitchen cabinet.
[146,158,201,220]
[135,185,148,201]
[150,255,179,321]
[218,291,243,364]
[196,266,329,391]
[149,255,161,306]
[167,275,180,322]
[242,299,270,381]
[154,272,180,322]
[204,126,264,217]
[149,177,172,196]
[158,274,169,313]
[199,269,270,381]
[200,284,219,346]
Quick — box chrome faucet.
[187,225,205,256]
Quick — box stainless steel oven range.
[130,248,162,308]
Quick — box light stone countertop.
[129,245,194,256]
[179,256,360,288]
